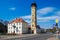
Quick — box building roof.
[9,18,28,24]
[31,2,37,7]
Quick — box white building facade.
[7,18,28,34]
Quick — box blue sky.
[0,0,60,29]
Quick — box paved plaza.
[0,33,59,40]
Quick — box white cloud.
[55,11,60,15]
[37,20,49,22]
[37,16,60,22]
[37,7,56,14]
[20,15,60,23]
[20,7,60,24]
[20,15,31,19]
[9,7,16,11]
[20,15,31,24]
[37,7,60,16]
[25,20,31,24]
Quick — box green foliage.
[52,27,56,33]
[46,27,56,33]
[0,22,7,33]
[59,28,60,31]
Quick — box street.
[0,33,56,40]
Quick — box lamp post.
[55,19,59,32]
[55,19,59,39]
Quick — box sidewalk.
[47,37,59,40]
[47,34,60,40]
[0,34,37,40]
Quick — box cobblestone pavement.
[47,34,60,40]
[0,33,55,40]
[0,33,54,40]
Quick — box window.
[32,15,34,16]
[12,23,14,25]
[16,27,18,32]
[16,23,19,25]
[9,27,12,29]
[32,19,34,22]
[19,27,21,29]
[18,23,19,25]
[32,25,34,27]
[14,23,15,25]
[10,24,11,25]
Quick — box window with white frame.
[8,27,10,29]
[17,23,19,25]
[11,27,12,29]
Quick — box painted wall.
[8,22,28,34]
[22,23,28,33]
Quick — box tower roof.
[31,2,37,7]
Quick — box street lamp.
[56,19,59,23]
[55,19,59,33]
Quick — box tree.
[0,22,7,33]
[52,27,56,33]
[36,25,40,29]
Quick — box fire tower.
[31,3,37,34]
